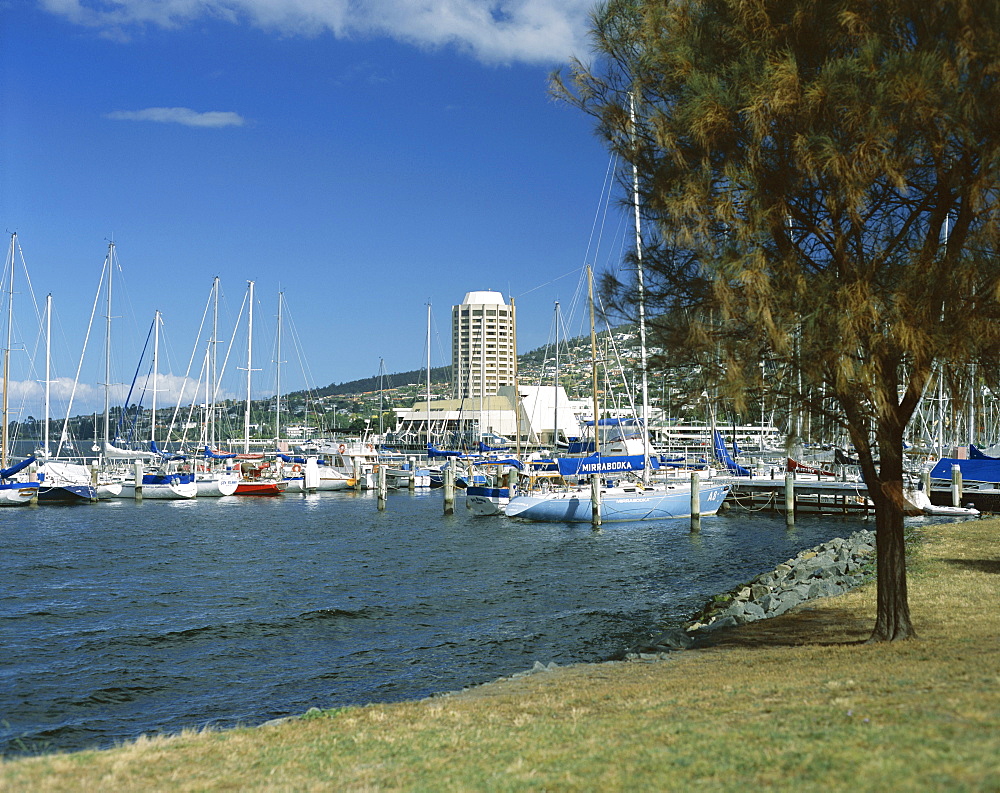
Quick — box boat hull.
[37,484,98,503]
[120,480,198,499]
[0,482,39,506]
[235,480,287,496]
[465,486,510,516]
[195,472,240,497]
[505,482,730,523]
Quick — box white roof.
[461,290,507,306]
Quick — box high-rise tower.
[452,291,516,399]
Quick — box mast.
[209,276,220,449]
[275,291,283,446]
[2,233,13,468]
[44,293,51,456]
[151,310,161,447]
[554,301,560,449]
[378,357,385,438]
[103,242,115,449]
[630,94,651,480]
[243,280,255,454]
[426,301,431,449]
[588,266,601,457]
[511,296,521,461]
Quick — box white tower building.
[452,290,516,400]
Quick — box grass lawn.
[3,518,998,791]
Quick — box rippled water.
[2,490,869,756]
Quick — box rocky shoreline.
[405,530,877,698]
[620,528,876,659]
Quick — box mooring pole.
[443,460,455,515]
[591,474,602,527]
[134,460,144,502]
[951,463,963,508]
[784,471,795,528]
[377,464,387,511]
[690,470,701,532]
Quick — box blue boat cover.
[713,431,752,476]
[428,444,475,459]
[556,453,657,477]
[929,457,1000,482]
[968,445,1000,461]
[276,453,308,464]
[203,446,238,460]
[0,456,35,480]
[150,441,187,461]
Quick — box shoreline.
[3,517,997,790]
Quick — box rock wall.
[629,529,876,656]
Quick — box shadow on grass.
[942,558,1000,574]
[691,604,872,650]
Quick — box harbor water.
[4,490,882,756]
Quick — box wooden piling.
[690,470,701,532]
[443,461,455,515]
[784,472,795,527]
[134,460,144,501]
[377,464,387,510]
[590,474,602,527]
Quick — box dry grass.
[4,518,999,791]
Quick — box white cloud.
[40,0,594,64]
[105,107,246,128]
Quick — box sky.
[1,0,636,421]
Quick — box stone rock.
[750,583,771,601]
[650,628,695,650]
[704,615,739,630]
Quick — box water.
[2,490,870,756]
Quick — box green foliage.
[556,0,1000,639]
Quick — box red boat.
[234,479,287,496]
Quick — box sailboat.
[504,267,730,523]
[0,457,39,505]
[116,312,197,499]
[234,281,285,496]
[0,246,39,505]
[190,278,239,497]
[1,235,91,503]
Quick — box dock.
[719,476,874,515]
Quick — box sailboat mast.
[554,301,560,448]
[151,310,160,446]
[209,276,219,449]
[44,293,51,456]
[244,280,255,454]
[630,94,651,480]
[588,266,601,457]
[511,296,521,460]
[426,302,431,449]
[103,242,115,449]
[275,291,283,445]
[2,233,13,469]
[378,357,385,438]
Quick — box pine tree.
[556,0,1000,640]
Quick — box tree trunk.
[868,415,916,642]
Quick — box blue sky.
[2,0,634,420]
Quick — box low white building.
[392,385,591,448]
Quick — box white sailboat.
[117,311,197,499]
[0,240,39,505]
[192,278,239,496]
[504,268,729,523]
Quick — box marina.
[0,488,924,758]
